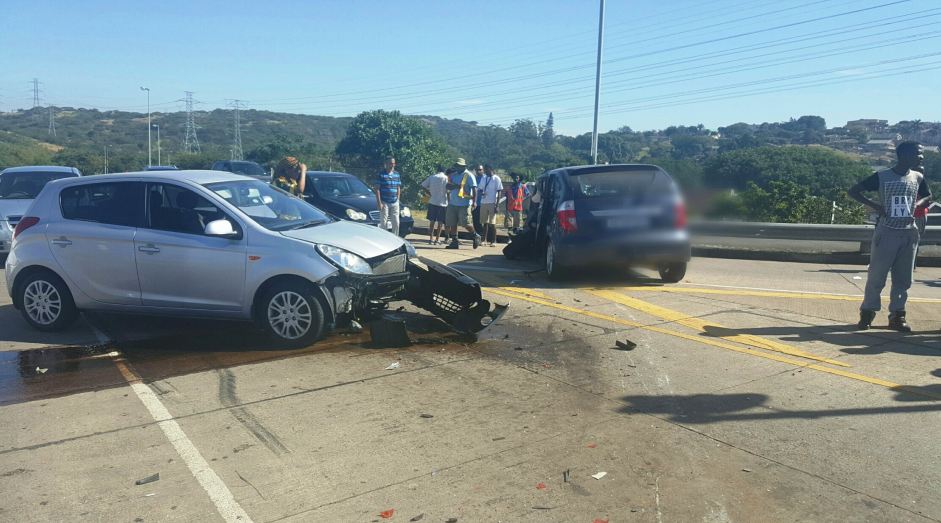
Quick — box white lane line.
[89,324,253,523]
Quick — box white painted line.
[90,323,253,523]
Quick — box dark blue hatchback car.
[302,171,413,238]
[528,164,690,282]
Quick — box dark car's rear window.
[570,168,672,199]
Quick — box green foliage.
[704,145,870,200]
[0,132,54,168]
[336,110,450,205]
[733,180,865,224]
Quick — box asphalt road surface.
[1,240,940,522]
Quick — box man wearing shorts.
[421,166,449,244]
[445,158,480,249]
[505,172,529,231]
[477,164,503,246]
[849,141,930,332]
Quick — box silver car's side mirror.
[205,219,239,238]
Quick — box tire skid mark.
[217,368,290,456]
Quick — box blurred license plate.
[608,216,649,229]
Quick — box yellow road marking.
[589,289,848,367]
[499,286,555,301]
[486,287,941,401]
[619,285,941,304]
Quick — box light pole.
[104,145,111,174]
[140,86,151,166]
[590,0,605,165]
[153,124,161,165]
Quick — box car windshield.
[0,171,75,199]
[312,176,374,197]
[571,169,671,199]
[205,179,332,231]
[229,162,266,177]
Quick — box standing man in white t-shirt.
[477,164,503,247]
[421,166,450,245]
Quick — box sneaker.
[888,312,911,332]
[857,310,876,330]
[473,234,481,249]
[489,242,496,247]
[446,241,459,250]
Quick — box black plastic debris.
[614,340,637,351]
[563,469,571,483]
[370,314,411,347]
[410,514,424,522]
[135,473,160,485]
[419,413,434,419]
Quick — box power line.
[30,78,41,107]
[183,91,200,154]
[47,106,56,137]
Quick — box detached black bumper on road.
[405,257,507,333]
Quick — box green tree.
[335,110,449,205]
[542,112,555,147]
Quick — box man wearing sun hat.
[445,158,481,249]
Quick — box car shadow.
[0,304,101,346]
[618,390,941,424]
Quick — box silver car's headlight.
[399,206,411,218]
[345,208,367,221]
[316,245,373,275]
[404,241,417,258]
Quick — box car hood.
[324,194,378,212]
[0,199,33,220]
[280,219,405,259]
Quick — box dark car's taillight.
[674,202,687,229]
[557,200,577,233]
[12,216,40,240]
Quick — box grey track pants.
[861,226,919,313]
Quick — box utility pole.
[183,91,200,154]
[104,145,111,174]
[47,107,56,137]
[228,99,244,161]
[590,0,605,165]
[140,86,151,166]
[154,124,161,165]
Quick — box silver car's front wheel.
[17,271,77,332]
[267,291,313,340]
[260,282,325,347]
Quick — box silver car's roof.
[1,165,81,175]
[47,170,252,187]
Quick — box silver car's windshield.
[205,180,332,231]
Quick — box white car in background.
[0,166,82,257]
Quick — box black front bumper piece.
[404,257,508,333]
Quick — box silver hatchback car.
[5,170,501,346]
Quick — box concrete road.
[1,241,940,522]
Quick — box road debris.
[419,413,434,419]
[35,367,48,374]
[446,519,458,523]
[371,315,411,347]
[409,515,424,522]
[614,340,637,351]
[492,436,506,441]
[591,471,607,480]
[532,506,553,510]
[135,473,160,485]
[587,443,597,448]
[385,362,401,370]
[379,509,395,519]
[563,469,571,483]
[593,519,609,523]
[514,347,524,351]
[742,468,753,472]
[536,482,547,490]
[348,320,364,333]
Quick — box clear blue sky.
[2,0,940,136]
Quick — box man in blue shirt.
[374,156,402,236]
[445,157,481,249]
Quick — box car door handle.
[51,238,72,247]
[138,244,160,254]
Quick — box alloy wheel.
[267,291,313,340]
[23,280,62,326]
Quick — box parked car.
[5,170,501,346]
[211,160,269,181]
[0,166,82,257]
[144,165,180,171]
[507,164,690,282]
[302,170,414,238]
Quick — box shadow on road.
[700,324,941,357]
[0,304,97,346]
[618,391,941,424]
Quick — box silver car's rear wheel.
[259,282,325,347]
[17,271,77,332]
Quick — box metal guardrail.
[689,221,941,243]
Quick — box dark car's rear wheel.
[545,240,568,280]
[260,282,325,347]
[658,262,687,283]
[18,270,77,331]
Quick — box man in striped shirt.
[374,156,402,236]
